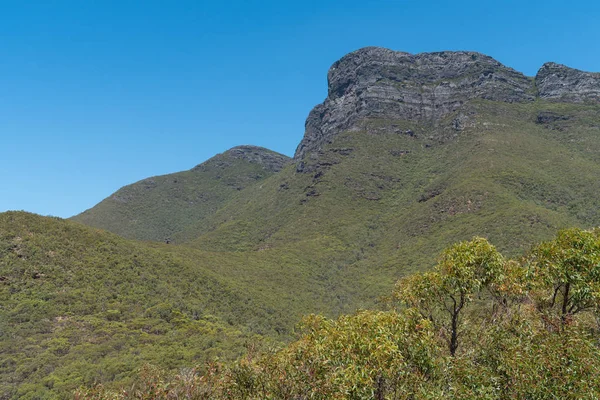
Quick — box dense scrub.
[0,212,380,398]
[77,228,600,399]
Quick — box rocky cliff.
[294,47,534,159]
[536,62,600,103]
[295,47,600,160]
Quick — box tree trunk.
[561,282,570,329]
[450,311,459,356]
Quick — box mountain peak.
[194,145,291,173]
[295,47,534,159]
[72,145,290,241]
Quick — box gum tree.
[394,237,505,356]
[528,228,600,330]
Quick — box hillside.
[4,47,600,398]
[71,146,291,242]
[0,212,251,398]
[177,49,600,279]
[0,212,377,398]
[78,229,600,399]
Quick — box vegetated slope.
[0,211,372,399]
[71,146,291,242]
[180,100,600,293]
[73,47,600,324]
[0,212,249,398]
[177,48,600,298]
[78,230,600,400]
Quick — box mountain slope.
[181,100,600,269]
[72,47,600,321]
[71,146,291,242]
[177,49,600,261]
[0,211,372,398]
[0,212,251,398]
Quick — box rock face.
[536,62,600,103]
[194,145,291,173]
[294,47,600,160]
[294,47,534,159]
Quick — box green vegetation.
[77,229,600,399]
[0,212,256,398]
[0,212,383,398]
[4,98,600,398]
[72,146,290,242]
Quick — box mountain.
[71,146,291,242]
[4,47,600,398]
[178,48,600,268]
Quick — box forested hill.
[71,145,291,242]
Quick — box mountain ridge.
[295,46,600,159]
[536,61,600,102]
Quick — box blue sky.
[1,0,599,218]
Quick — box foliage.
[527,227,600,329]
[72,147,290,242]
[0,212,266,398]
[77,229,600,399]
[394,238,506,355]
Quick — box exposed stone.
[295,47,535,159]
[389,150,411,157]
[363,192,381,201]
[536,62,600,103]
[329,147,354,156]
[452,113,471,131]
[295,48,600,162]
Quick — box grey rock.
[295,47,535,159]
[536,62,600,103]
[452,113,471,131]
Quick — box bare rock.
[295,47,534,159]
[536,62,600,103]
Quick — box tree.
[394,237,505,356]
[528,228,600,330]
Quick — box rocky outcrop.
[294,47,600,161]
[536,62,600,103]
[294,47,534,159]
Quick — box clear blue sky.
[1,0,599,218]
